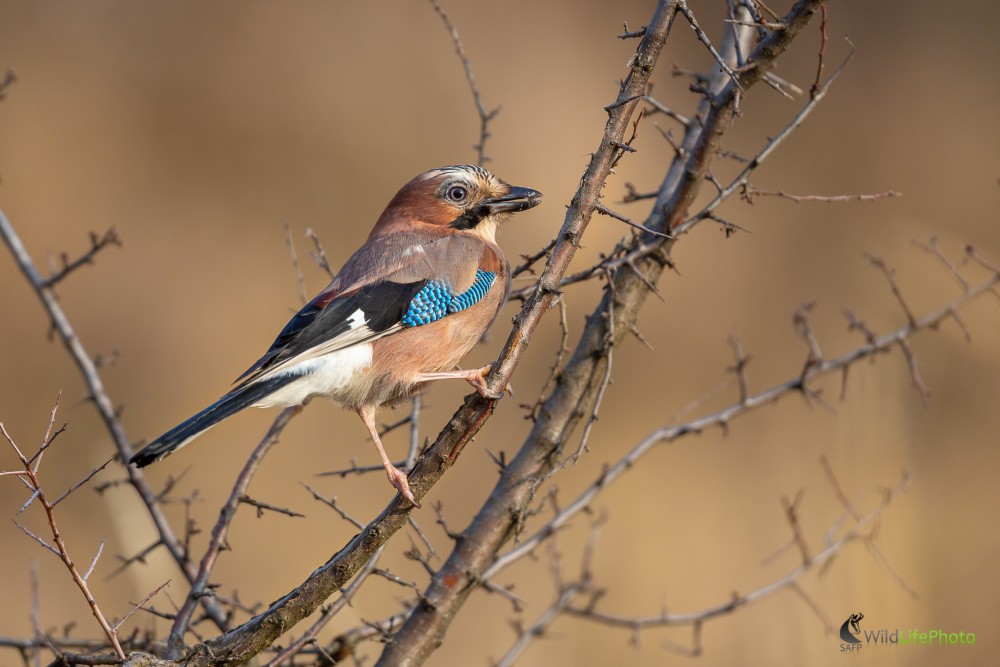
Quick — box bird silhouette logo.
[840,612,864,644]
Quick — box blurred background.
[1,1,998,665]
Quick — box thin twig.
[284,222,308,305]
[428,0,498,165]
[4,411,126,660]
[564,473,908,629]
[742,185,900,204]
[912,237,970,292]
[571,277,615,462]
[113,580,172,632]
[166,405,302,658]
[864,253,918,327]
[305,228,335,278]
[677,47,855,235]
[677,0,745,94]
[810,3,828,98]
[238,494,305,519]
[486,268,999,579]
[0,67,17,101]
[595,203,673,239]
[302,483,365,529]
[0,208,230,631]
[41,229,122,289]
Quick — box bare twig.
[0,208,230,631]
[114,580,172,633]
[238,494,305,519]
[4,410,126,660]
[741,185,900,204]
[595,203,673,239]
[618,22,646,39]
[41,228,122,289]
[810,3,828,98]
[677,47,854,235]
[571,278,615,462]
[82,539,106,583]
[643,94,691,126]
[305,227,335,279]
[912,237,970,292]
[486,267,998,579]
[565,472,908,631]
[166,405,302,658]
[677,0,745,95]
[727,334,751,403]
[284,222,308,305]
[864,253,918,327]
[511,239,556,279]
[428,0,499,165]
[302,483,365,530]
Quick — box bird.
[129,165,542,506]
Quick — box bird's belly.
[251,343,373,408]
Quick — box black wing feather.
[236,279,428,382]
[130,374,297,467]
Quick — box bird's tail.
[129,375,297,467]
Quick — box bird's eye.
[445,185,468,203]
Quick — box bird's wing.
[235,232,492,385]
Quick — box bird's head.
[373,165,542,243]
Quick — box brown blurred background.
[1,2,998,665]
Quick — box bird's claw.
[467,365,512,400]
[386,465,421,508]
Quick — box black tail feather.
[129,375,297,467]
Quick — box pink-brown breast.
[359,241,509,408]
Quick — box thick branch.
[375,3,681,664]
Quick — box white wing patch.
[251,343,374,408]
[346,308,367,329]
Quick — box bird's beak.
[479,186,543,216]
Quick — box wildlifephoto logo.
[840,612,864,644]
[838,612,976,653]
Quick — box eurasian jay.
[130,165,542,506]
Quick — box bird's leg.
[357,405,420,508]
[415,365,513,400]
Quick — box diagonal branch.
[172,5,681,666]
[378,2,829,665]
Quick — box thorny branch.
[561,470,911,653]
[489,465,907,660]
[379,2,828,664]
[0,210,231,632]
[3,1,993,665]
[485,253,999,582]
[1,401,171,662]
[126,4,685,666]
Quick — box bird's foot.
[466,365,513,400]
[385,463,421,508]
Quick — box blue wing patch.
[401,270,496,327]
